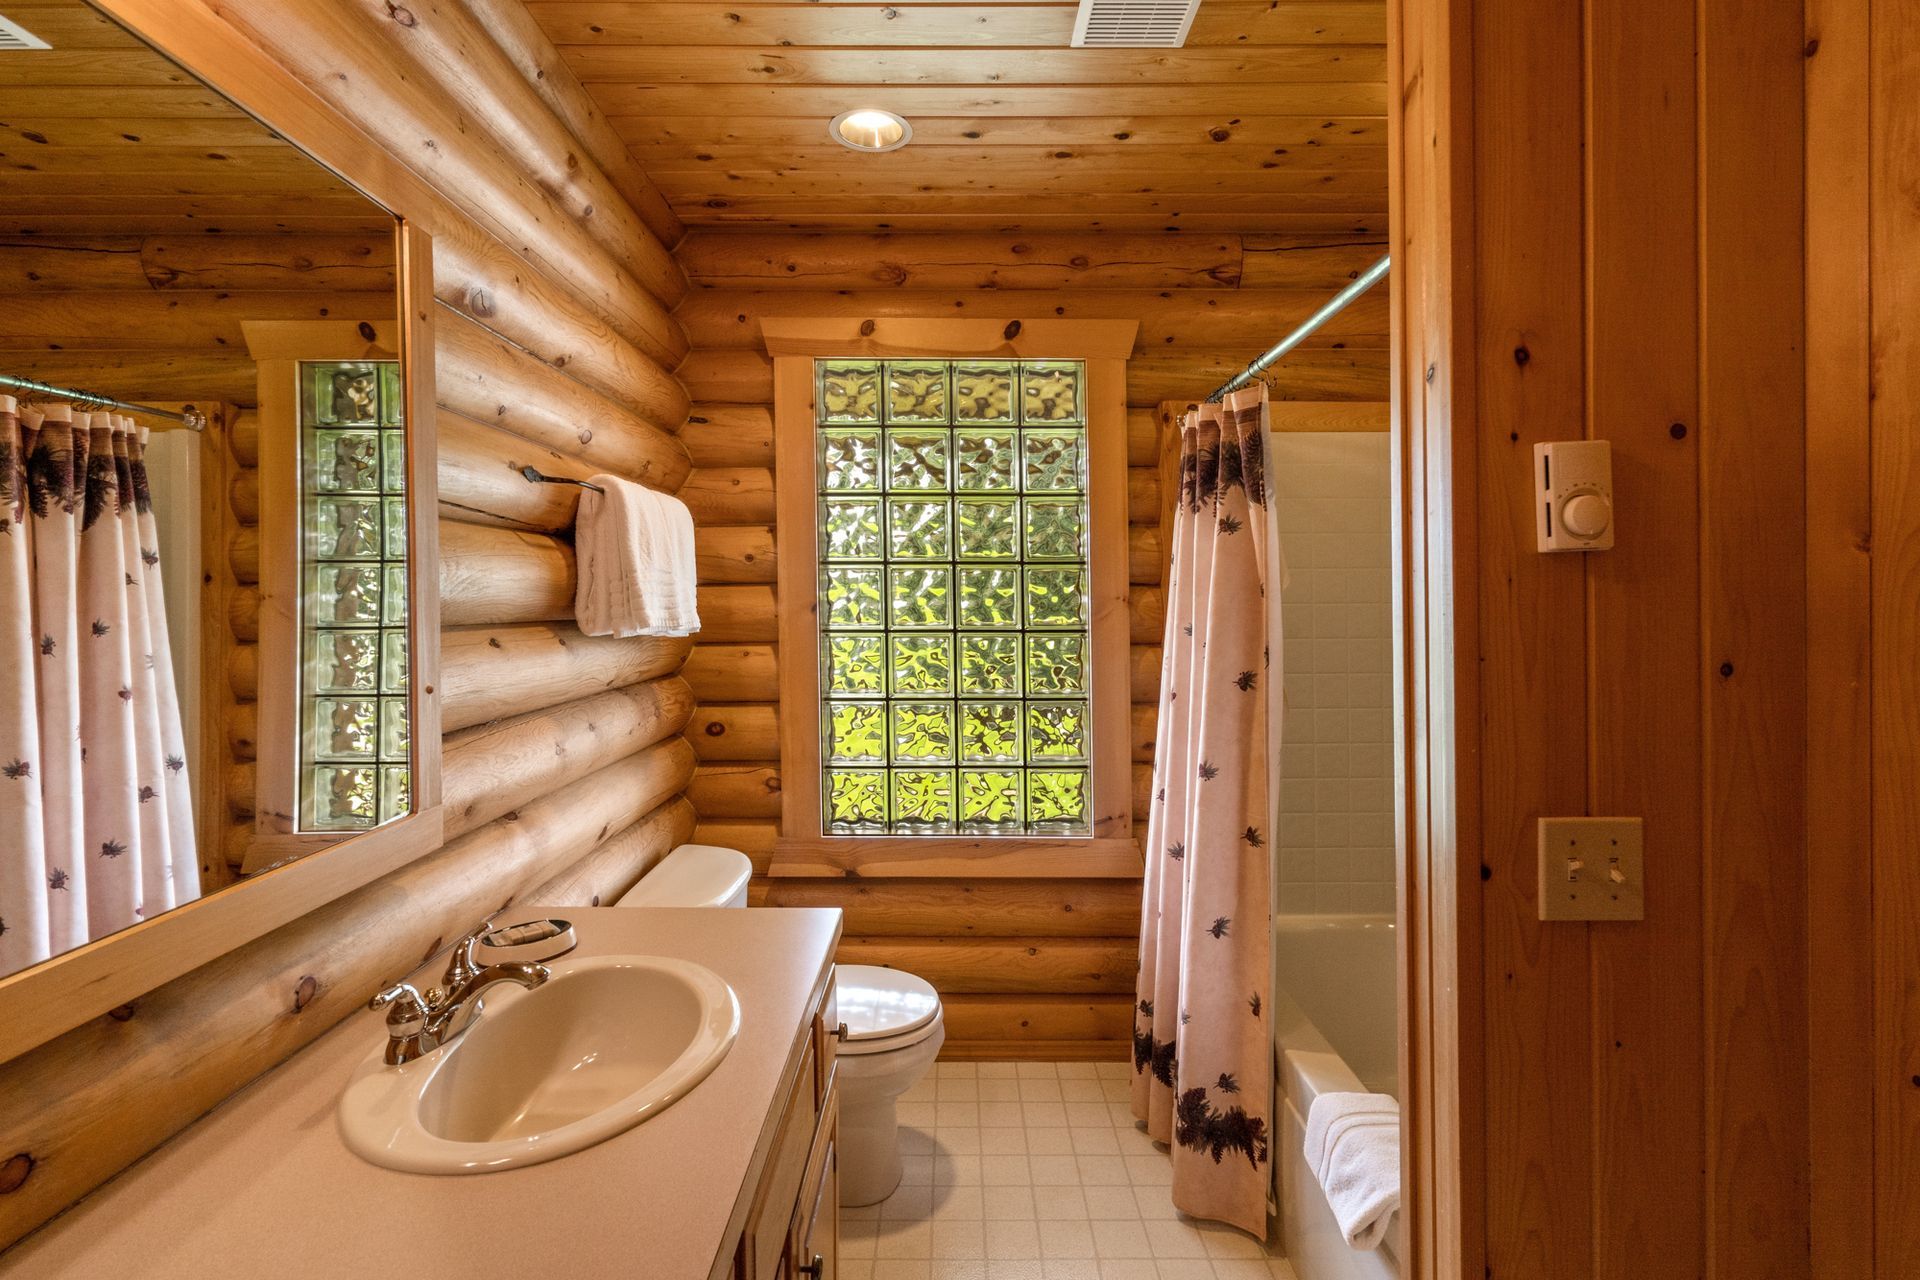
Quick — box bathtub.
[1272,914,1400,1280]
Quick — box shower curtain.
[0,399,198,980]
[1132,385,1281,1237]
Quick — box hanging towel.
[1302,1091,1401,1251]
[573,475,701,637]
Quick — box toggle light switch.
[1537,817,1644,921]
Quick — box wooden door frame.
[1390,0,1482,1275]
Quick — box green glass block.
[960,769,1023,828]
[952,360,1017,424]
[1025,566,1089,628]
[381,564,408,626]
[824,632,885,695]
[958,633,1020,694]
[891,769,955,827]
[957,566,1020,628]
[890,633,954,697]
[312,765,377,830]
[822,497,884,560]
[313,430,381,493]
[310,496,380,561]
[1026,700,1089,763]
[311,630,380,695]
[1020,360,1083,425]
[886,498,951,560]
[823,566,885,629]
[955,497,1018,559]
[311,563,381,626]
[885,361,950,424]
[1025,632,1087,694]
[379,363,405,426]
[827,769,888,828]
[1027,769,1089,832]
[820,428,883,491]
[380,629,409,694]
[379,697,409,761]
[381,431,407,490]
[820,361,882,424]
[953,428,1018,492]
[312,696,378,761]
[382,496,408,560]
[891,701,955,764]
[310,362,380,426]
[886,430,949,491]
[1023,497,1085,560]
[378,765,412,824]
[827,700,888,764]
[1023,430,1086,493]
[888,566,952,629]
[960,701,1022,763]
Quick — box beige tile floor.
[839,1060,1298,1280]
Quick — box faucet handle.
[369,982,430,1033]
[443,916,499,984]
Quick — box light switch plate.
[1537,817,1644,921]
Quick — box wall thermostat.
[1533,440,1614,552]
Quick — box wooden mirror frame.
[0,1,449,1065]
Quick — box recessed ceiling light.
[830,108,911,153]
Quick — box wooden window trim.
[766,318,1141,880]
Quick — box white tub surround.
[0,908,842,1280]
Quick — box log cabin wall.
[673,230,1390,1058]
[0,0,698,1249]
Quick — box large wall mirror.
[0,0,441,1059]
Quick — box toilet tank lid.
[836,964,940,1041]
[613,844,753,908]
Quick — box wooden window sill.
[769,836,1142,879]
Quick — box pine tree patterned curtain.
[1131,386,1282,1237]
[0,398,198,979]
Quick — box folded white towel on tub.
[573,475,701,637]
[1302,1090,1401,1251]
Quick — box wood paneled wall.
[674,230,1390,1058]
[1392,0,1826,1274]
[0,0,695,1250]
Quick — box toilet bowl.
[612,845,944,1207]
[833,964,945,1206]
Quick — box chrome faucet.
[368,917,577,1066]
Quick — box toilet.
[614,843,945,1207]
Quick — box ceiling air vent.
[0,13,51,49]
[1071,0,1201,48]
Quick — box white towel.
[573,475,701,637]
[1302,1091,1400,1251]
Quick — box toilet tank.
[613,845,753,909]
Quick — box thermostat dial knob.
[1562,492,1610,539]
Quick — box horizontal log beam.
[442,681,695,839]
[438,520,574,627]
[681,404,773,468]
[0,233,395,293]
[691,818,778,869]
[835,937,1137,995]
[681,643,778,703]
[688,703,780,762]
[439,622,690,732]
[695,524,777,584]
[526,796,699,909]
[229,644,257,704]
[680,467,776,525]
[938,994,1134,1046]
[696,585,778,642]
[688,763,783,818]
[751,879,1142,937]
[435,409,584,534]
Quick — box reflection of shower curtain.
[1131,386,1281,1237]
[0,399,198,979]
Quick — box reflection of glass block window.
[299,360,410,832]
[816,358,1090,836]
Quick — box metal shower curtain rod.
[0,373,208,432]
[1210,253,1392,402]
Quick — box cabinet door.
[789,1097,840,1280]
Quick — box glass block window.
[816,358,1090,836]
[298,360,410,832]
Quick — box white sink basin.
[339,954,739,1174]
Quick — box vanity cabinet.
[730,970,841,1280]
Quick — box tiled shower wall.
[1272,433,1394,915]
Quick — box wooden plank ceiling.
[0,1,393,236]
[524,0,1389,232]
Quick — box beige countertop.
[0,907,842,1280]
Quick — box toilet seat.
[836,964,942,1056]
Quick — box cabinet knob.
[798,1253,826,1278]
[833,1022,849,1043]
